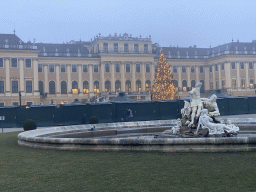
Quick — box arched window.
[250,79,254,89]
[191,80,196,89]
[61,81,67,94]
[145,80,151,92]
[115,80,121,92]
[83,81,89,94]
[94,81,99,93]
[72,81,78,94]
[49,81,55,94]
[172,80,178,92]
[38,81,44,95]
[136,80,141,92]
[126,80,131,92]
[182,80,187,92]
[200,80,205,93]
[241,79,245,89]
[105,81,111,92]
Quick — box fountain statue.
[167,82,239,137]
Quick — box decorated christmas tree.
[151,49,176,100]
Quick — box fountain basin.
[18,119,256,153]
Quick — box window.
[82,65,87,73]
[231,62,235,69]
[115,80,121,92]
[241,79,245,89]
[72,65,77,72]
[25,59,31,68]
[222,81,225,89]
[105,81,111,92]
[0,81,4,93]
[144,44,148,52]
[0,58,3,67]
[210,66,212,72]
[38,81,44,95]
[136,80,141,92]
[200,80,205,93]
[210,82,213,90]
[126,80,131,92]
[114,43,118,52]
[215,64,218,71]
[134,44,139,52]
[103,43,108,52]
[49,81,55,94]
[146,64,150,73]
[49,64,54,73]
[72,81,78,94]
[155,66,157,73]
[250,79,254,89]
[172,80,178,92]
[94,65,98,73]
[83,81,89,93]
[12,81,18,93]
[232,79,236,89]
[38,64,42,72]
[124,44,128,52]
[216,81,219,89]
[240,62,244,69]
[182,66,186,73]
[94,81,99,93]
[61,65,66,72]
[104,63,109,73]
[173,66,177,73]
[191,66,195,73]
[61,81,67,94]
[145,80,151,92]
[116,64,120,73]
[136,64,140,73]
[26,80,32,93]
[249,62,253,69]
[126,64,130,73]
[221,63,224,70]
[191,80,196,89]
[11,58,17,68]
[200,66,203,73]
[182,80,187,92]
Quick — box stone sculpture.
[195,109,239,135]
[165,82,239,137]
[188,82,203,127]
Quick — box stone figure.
[201,95,220,117]
[195,109,239,135]
[171,118,181,134]
[188,82,203,127]
[181,101,191,118]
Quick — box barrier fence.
[0,97,255,128]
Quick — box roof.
[36,43,90,57]
[111,92,136,103]
[0,34,24,44]
[207,89,232,99]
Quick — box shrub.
[89,116,99,124]
[23,119,37,131]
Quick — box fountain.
[18,82,256,152]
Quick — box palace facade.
[0,32,256,106]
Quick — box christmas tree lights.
[151,49,176,100]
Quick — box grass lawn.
[1,132,256,192]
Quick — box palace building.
[0,32,256,106]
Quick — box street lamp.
[19,91,21,107]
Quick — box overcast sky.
[1,0,256,48]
